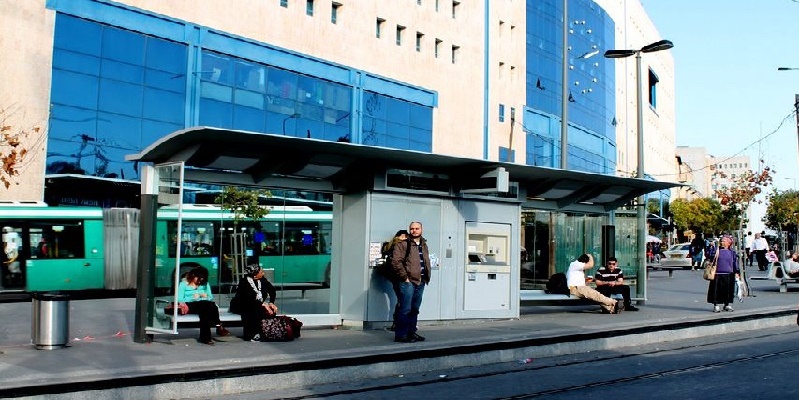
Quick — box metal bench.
[749,262,799,293]
[154,298,241,325]
[646,265,683,278]
[520,289,623,306]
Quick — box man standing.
[594,257,639,311]
[744,231,754,267]
[390,221,431,343]
[567,253,622,314]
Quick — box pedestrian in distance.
[690,233,706,271]
[752,232,769,271]
[594,257,639,311]
[744,231,754,267]
[177,266,231,345]
[567,253,623,314]
[707,236,740,313]
[390,222,431,343]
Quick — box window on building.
[499,20,504,36]
[396,25,405,46]
[376,18,385,38]
[435,38,442,58]
[499,62,504,79]
[451,45,460,63]
[510,65,516,82]
[498,104,505,122]
[280,0,288,7]
[648,68,660,108]
[435,0,440,12]
[306,0,314,16]
[331,2,341,24]
[417,0,422,4]
[416,32,423,52]
[510,25,515,40]
[510,107,516,122]
[452,1,460,19]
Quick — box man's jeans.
[394,281,425,339]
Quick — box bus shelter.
[127,127,677,339]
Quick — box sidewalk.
[1,270,796,399]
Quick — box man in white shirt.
[744,231,754,266]
[567,253,622,314]
[751,233,769,271]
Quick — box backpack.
[376,239,411,282]
[546,272,570,296]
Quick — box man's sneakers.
[395,332,426,343]
[723,305,734,312]
[713,305,721,313]
[625,304,640,311]
[613,301,624,314]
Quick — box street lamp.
[776,68,799,182]
[282,113,300,136]
[604,39,674,301]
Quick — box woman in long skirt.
[707,236,740,313]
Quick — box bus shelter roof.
[127,127,678,213]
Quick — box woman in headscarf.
[177,266,230,345]
[234,263,278,341]
[707,235,740,313]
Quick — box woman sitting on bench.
[234,263,278,342]
[178,266,231,345]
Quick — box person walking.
[690,233,706,271]
[744,231,754,267]
[390,222,431,343]
[707,236,740,313]
[752,232,769,271]
[594,257,639,311]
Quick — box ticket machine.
[464,222,512,310]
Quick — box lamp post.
[560,0,569,169]
[604,39,674,301]
[776,68,799,178]
[282,113,300,136]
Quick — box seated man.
[783,252,799,278]
[594,257,639,311]
[567,253,622,314]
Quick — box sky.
[643,0,799,232]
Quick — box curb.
[2,309,795,399]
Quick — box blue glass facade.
[524,0,616,174]
[46,1,434,180]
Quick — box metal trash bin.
[31,292,70,350]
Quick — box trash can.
[31,292,70,350]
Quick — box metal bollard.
[31,292,70,350]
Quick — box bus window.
[28,222,85,259]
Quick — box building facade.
[1,0,674,203]
[0,1,675,302]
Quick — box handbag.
[703,250,720,281]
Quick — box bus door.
[1,224,25,290]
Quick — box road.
[217,325,799,400]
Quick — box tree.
[713,165,774,237]
[1,114,35,189]
[764,189,799,236]
[670,197,725,236]
[214,186,272,224]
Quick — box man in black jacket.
[390,221,432,343]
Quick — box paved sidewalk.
[0,270,796,399]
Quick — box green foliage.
[765,189,799,233]
[670,197,731,236]
[214,186,272,224]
